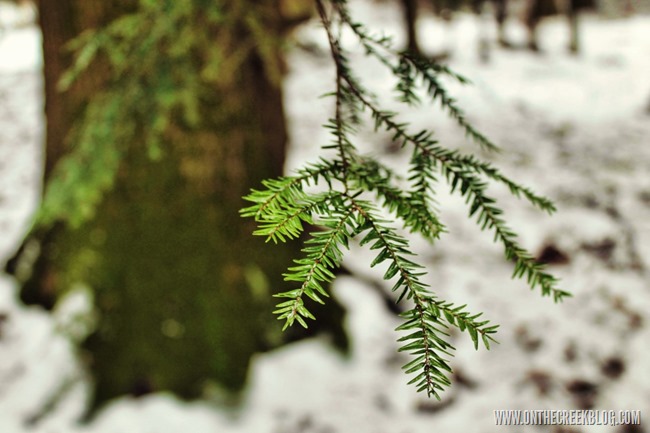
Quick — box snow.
[1,1,649,431]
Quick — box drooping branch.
[241,0,565,398]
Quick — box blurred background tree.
[5,0,347,415]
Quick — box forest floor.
[1,1,649,432]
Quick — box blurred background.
[0,0,649,431]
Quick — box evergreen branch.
[450,154,556,213]
[351,198,425,302]
[402,54,499,152]
[44,1,229,230]
[409,138,555,213]
[406,148,444,241]
[240,177,308,222]
[58,30,103,92]
[441,168,570,302]
[240,0,567,400]
[306,39,564,301]
[348,159,445,241]
[356,95,554,214]
[36,92,133,229]
[240,160,342,221]
[274,202,357,329]
[316,0,355,179]
[335,75,351,183]
[400,51,471,85]
[252,191,343,244]
[350,198,454,397]
[333,3,399,72]
[333,1,469,87]
[429,300,499,350]
[396,306,453,397]
[316,0,370,129]
[328,2,490,151]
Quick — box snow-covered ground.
[1,1,649,432]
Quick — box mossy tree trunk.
[8,0,346,413]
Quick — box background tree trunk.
[8,0,347,414]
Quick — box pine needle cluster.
[241,0,570,399]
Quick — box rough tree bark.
[7,0,346,414]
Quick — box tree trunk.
[9,0,347,414]
[401,0,421,54]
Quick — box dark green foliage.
[242,0,569,399]
[37,0,285,230]
[38,1,216,229]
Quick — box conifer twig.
[242,0,566,398]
